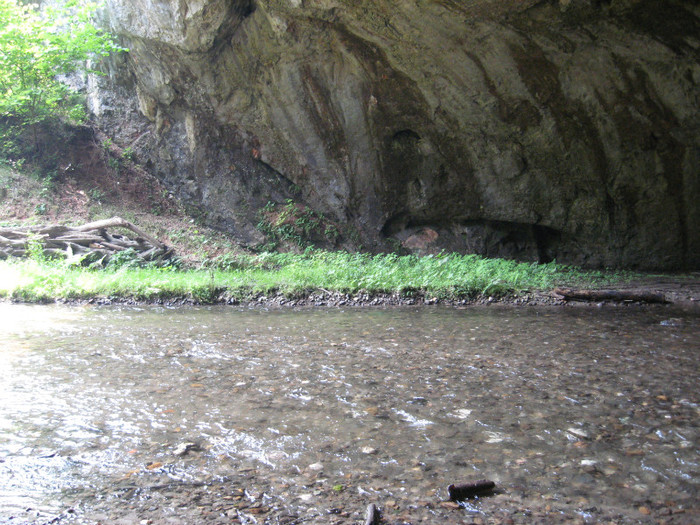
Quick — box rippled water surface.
[0,304,698,524]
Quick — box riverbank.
[1,254,698,309]
[2,164,698,310]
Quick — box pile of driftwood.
[0,217,172,265]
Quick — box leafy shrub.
[0,0,125,160]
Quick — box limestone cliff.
[88,0,700,269]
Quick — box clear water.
[0,304,698,524]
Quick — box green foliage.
[26,234,46,262]
[0,0,125,155]
[104,248,144,270]
[0,250,632,304]
[107,156,120,171]
[256,200,341,250]
[88,187,105,202]
[202,252,256,271]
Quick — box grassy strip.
[0,251,628,304]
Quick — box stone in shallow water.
[173,442,200,456]
[566,427,589,440]
[453,409,473,419]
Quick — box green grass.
[0,250,629,304]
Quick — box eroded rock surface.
[89,0,700,269]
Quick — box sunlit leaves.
[0,250,624,303]
[0,0,124,127]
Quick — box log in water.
[448,479,496,500]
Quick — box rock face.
[89,0,700,269]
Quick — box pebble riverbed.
[0,304,698,524]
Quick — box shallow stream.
[0,304,698,524]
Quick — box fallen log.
[0,217,172,266]
[36,225,72,237]
[65,242,87,256]
[447,480,496,501]
[100,241,130,252]
[103,232,140,248]
[553,287,668,304]
[74,217,165,249]
[0,229,29,239]
[54,234,106,245]
[0,236,27,246]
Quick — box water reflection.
[0,303,698,523]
